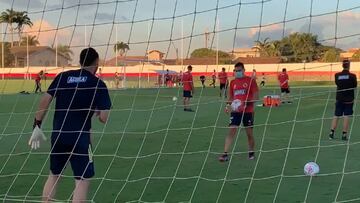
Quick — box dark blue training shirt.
[47,69,112,146]
[335,70,357,102]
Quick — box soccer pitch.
[1,83,360,202]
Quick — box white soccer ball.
[231,99,242,112]
[304,162,320,176]
[172,96,177,101]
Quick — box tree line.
[253,32,342,63]
[190,32,358,63]
[0,9,74,67]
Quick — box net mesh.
[0,0,360,202]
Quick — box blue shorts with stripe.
[50,138,94,180]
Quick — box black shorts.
[281,88,290,93]
[220,83,227,90]
[183,90,192,98]
[50,141,94,179]
[229,112,254,127]
[335,101,354,117]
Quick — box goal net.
[0,0,360,202]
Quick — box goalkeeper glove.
[225,104,231,114]
[29,119,47,150]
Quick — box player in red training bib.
[35,70,44,93]
[182,65,195,112]
[219,62,259,162]
[278,68,292,104]
[218,67,228,98]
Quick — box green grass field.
[0,81,360,203]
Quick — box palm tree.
[55,44,73,61]
[114,41,130,56]
[254,38,283,57]
[254,38,272,57]
[20,35,39,46]
[0,9,18,47]
[14,11,33,46]
[267,41,281,57]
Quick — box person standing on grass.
[182,65,195,112]
[209,69,216,88]
[218,67,228,98]
[178,71,183,87]
[28,47,111,203]
[114,72,122,89]
[200,75,206,88]
[260,73,266,87]
[252,69,257,79]
[329,59,357,141]
[278,68,292,104]
[219,62,259,162]
[35,70,44,93]
[165,69,171,87]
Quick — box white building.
[10,46,70,67]
[229,47,260,59]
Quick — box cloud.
[1,0,43,9]
[236,24,292,47]
[249,24,293,41]
[119,15,129,21]
[300,23,326,39]
[87,12,129,22]
[236,10,360,49]
[339,11,360,21]
[95,13,114,21]
[23,20,71,46]
[27,0,44,9]
[302,11,360,48]
[248,24,283,38]
[47,0,99,10]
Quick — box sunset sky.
[1,0,360,63]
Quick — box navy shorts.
[229,112,254,127]
[335,101,354,117]
[220,83,227,90]
[183,90,192,98]
[50,141,94,179]
[281,88,290,93]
